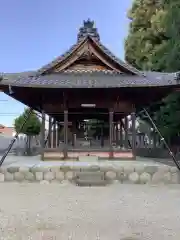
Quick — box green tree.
[125,0,180,143]
[14,108,41,155]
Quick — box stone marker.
[55,171,64,181]
[66,171,74,181]
[105,171,116,180]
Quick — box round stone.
[40,180,50,185]
[170,167,179,173]
[4,172,14,181]
[19,166,29,173]
[65,171,74,180]
[105,171,116,180]
[135,166,145,174]
[35,172,43,181]
[44,172,55,181]
[14,172,24,182]
[0,173,5,182]
[117,172,128,182]
[128,172,139,184]
[151,172,164,184]
[124,166,134,175]
[139,172,151,184]
[55,171,64,181]
[24,172,35,181]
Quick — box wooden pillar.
[120,120,123,148]
[109,110,114,158]
[53,121,56,148]
[124,116,129,149]
[63,110,68,159]
[48,116,52,148]
[57,123,61,147]
[131,112,136,159]
[41,110,45,161]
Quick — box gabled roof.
[36,19,144,76]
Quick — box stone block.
[24,172,35,181]
[55,171,64,181]
[124,166,134,175]
[99,165,116,172]
[134,166,145,175]
[163,172,172,184]
[139,172,151,184]
[171,172,180,184]
[144,166,158,175]
[0,173,4,182]
[105,171,116,180]
[4,172,14,181]
[31,166,50,173]
[44,172,55,181]
[128,172,139,184]
[0,167,8,174]
[158,165,170,173]
[65,171,74,181]
[60,165,71,173]
[7,166,19,174]
[14,172,24,182]
[35,172,43,181]
[40,180,50,184]
[50,166,61,173]
[19,166,29,173]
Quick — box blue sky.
[0,0,133,126]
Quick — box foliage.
[14,108,41,136]
[125,0,180,143]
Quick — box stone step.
[78,156,98,162]
[74,171,107,186]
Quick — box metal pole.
[0,108,33,166]
[143,108,180,171]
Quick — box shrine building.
[0,19,180,160]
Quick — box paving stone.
[139,172,151,184]
[128,172,139,184]
[134,166,145,174]
[55,171,64,181]
[44,172,55,181]
[19,166,29,173]
[35,172,43,181]
[105,171,116,180]
[7,167,19,174]
[40,180,50,184]
[0,173,5,182]
[24,172,35,181]
[144,166,158,175]
[4,172,14,181]
[14,172,24,182]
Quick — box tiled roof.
[0,71,178,89]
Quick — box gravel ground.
[0,183,180,239]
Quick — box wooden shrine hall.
[0,19,180,160]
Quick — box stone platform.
[0,155,179,184]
